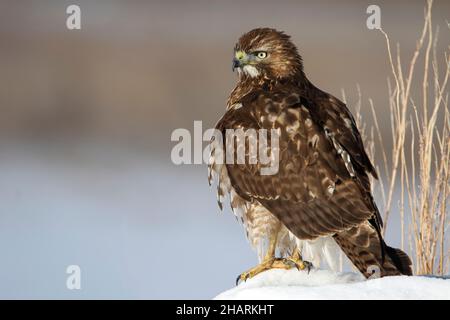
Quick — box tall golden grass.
[346,0,449,275]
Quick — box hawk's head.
[233,28,304,80]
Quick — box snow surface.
[215,269,450,300]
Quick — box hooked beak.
[232,58,240,72]
[232,50,247,72]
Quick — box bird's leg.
[236,227,300,285]
[285,247,313,272]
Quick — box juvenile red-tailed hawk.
[208,28,412,282]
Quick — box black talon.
[236,274,247,286]
[304,261,313,273]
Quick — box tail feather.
[333,221,412,278]
[385,245,413,276]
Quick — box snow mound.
[215,269,450,300]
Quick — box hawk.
[208,28,412,282]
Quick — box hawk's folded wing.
[304,86,378,180]
[216,89,379,240]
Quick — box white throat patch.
[243,65,260,78]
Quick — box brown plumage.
[210,28,412,278]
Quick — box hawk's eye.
[255,51,267,59]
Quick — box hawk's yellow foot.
[235,250,314,285]
[236,257,295,285]
[286,250,313,273]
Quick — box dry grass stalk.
[346,0,449,275]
